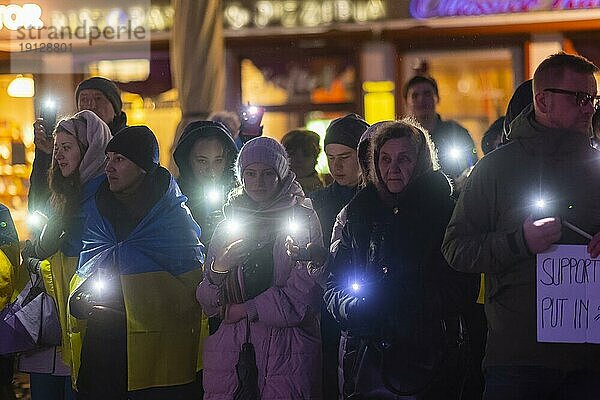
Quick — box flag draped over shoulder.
[77,175,204,278]
[70,175,206,391]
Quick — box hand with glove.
[21,240,42,275]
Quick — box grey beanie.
[236,137,289,181]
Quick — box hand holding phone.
[239,104,265,138]
[32,119,53,154]
[40,102,57,138]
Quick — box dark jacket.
[71,167,204,397]
[325,171,476,398]
[73,169,170,399]
[309,181,357,399]
[173,121,238,245]
[443,104,600,371]
[429,115,477,179]
[28,148,53,214]
[309,181,357,247]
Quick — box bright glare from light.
[351,282,360,292]
[93,278,106,293]
[247,106,258,114]
[288,220,301,234]
[227,219,240,234]
[27,211,47,228]
[536,199,546,209]
[207,189,221,204]
[448,147,462,160]
[43,98,56,110]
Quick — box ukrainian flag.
[69,175,206,391]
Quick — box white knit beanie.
[236,136,289,182]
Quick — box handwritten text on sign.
[537,245,600,343]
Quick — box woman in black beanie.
[69,126,205,400]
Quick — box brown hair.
[402,75,439,99]
[281,129,321,166]
[533,52,598,94]
[48,123,87,218]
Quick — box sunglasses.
[544,88,600,110]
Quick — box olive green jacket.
[442,105,600,370]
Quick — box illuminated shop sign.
[0,3,43,30]
[410,0,600,19]
[48,5,173,32]
[0,2,173,32]
[224,0,386,30]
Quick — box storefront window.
[240,55,357,171]
[0,74,35,237]
[401,49,515,156]
[241,57,355,107]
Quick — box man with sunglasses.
[443,52,600,400]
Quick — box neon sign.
[410,0,600,19]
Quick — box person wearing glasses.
[443,52,600,400]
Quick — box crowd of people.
[1,51,600,400]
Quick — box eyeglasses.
[544,88,600,110]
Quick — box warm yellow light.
[7,75,35,98]
[364,92,395,124]
[88,59,150,83]
[363,81,396,124]
[362,81,395,93]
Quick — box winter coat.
[197,174,324,400]
[428,115,477,179]
[310,181,357,248]
[443,104,600,371]
[0,253,11,311]
[0,204,19,309]
[325,171,477,398]
[173,121,239,245]
[18,175,105,376]
[69,169,205,392]
[20,111,111,377]
[297,172,324,196]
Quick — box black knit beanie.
[324,113,369,150]
[76,77,123,115]
[105,126,159,173]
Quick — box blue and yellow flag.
[70,175,205,391]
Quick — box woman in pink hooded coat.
[197,136,324,399]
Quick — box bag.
[0,273,61,355]
[347,316,467,399]
[233,318,259,400]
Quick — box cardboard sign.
[537,245,600,343]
